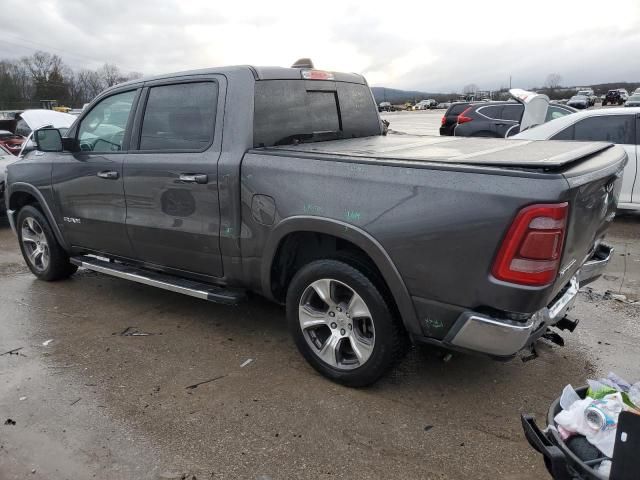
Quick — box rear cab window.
[253,80,381,147]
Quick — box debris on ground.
[42,339,53,346]
[185,375,227,390]
[19,396,27,401]
[1,347,24,356]
[553,372,640,476]
[424,425,433,432]
[580,287,639,305]
[240,358,253,368]
[70,398,82,406]
[4,418,16,425]
[114,326,160,336]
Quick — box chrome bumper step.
[70,255,245,305]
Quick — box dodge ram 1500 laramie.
[5,64,624,386]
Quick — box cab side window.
[77,90,137,152]
[139,82,218,151]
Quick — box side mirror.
[34,128,63,152]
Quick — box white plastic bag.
[560,384,581,410]
[554,392,626,457]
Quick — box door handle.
[179,173,208,184]
[97,170,119,180]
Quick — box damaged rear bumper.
[442,244,613,358]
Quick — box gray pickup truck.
[4,64,624,386]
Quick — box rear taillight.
[457,107,473,124]
[441,116,446,126]
[492,203,569,286]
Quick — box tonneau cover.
[262,135,613,169]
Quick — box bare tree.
[124,71,143,82]
[544,73,563,89]
[463,83,479,95]
[77,69,105,102]
[99,63,122,88]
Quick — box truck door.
[123,77,224,278]
[52,88,140,257]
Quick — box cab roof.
[112,65,367,91]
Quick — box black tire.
[602,101,607,106]
[17,205,77,281]
[286,259,406,387]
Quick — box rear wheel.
[286,259,406,387]
[17,205,77,281]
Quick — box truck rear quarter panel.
[240,152,570,337]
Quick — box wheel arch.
[261,216,420,335]
[9,182,69,251]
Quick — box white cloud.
[1,0,639,91]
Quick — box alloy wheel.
[298,278,375,370]
[21,217,50,272]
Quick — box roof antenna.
[291,58,314,69]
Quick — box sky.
[1,0,639,92]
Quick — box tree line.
[0,51,142,110]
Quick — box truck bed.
[261,135,613,170]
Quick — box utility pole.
[509,75,512,89]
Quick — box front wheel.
[286,259,406,387]
[17,205,77,281]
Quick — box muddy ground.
[1,211,638,480]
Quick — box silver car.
[625,94,640,107]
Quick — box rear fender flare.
[261,215,420,335]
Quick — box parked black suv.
[453,102,576,138]
[602,89,624,106]
[439,102,473,136]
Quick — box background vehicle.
[0,130,25,156]
[567,95,590,109]
[602,89,625,106]
[453,98,575,138]
[625,94,640,107]
[378,101,394,112]
[576,89,597,106]
[5,64,623,387]
[439,101,473,135]
[413,99,437,110]
[513,107,640,210]
[0,143,16,211]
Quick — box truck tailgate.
[262,135,614,170]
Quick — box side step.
[70,255,246,305]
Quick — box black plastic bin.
[521,386,608,480]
